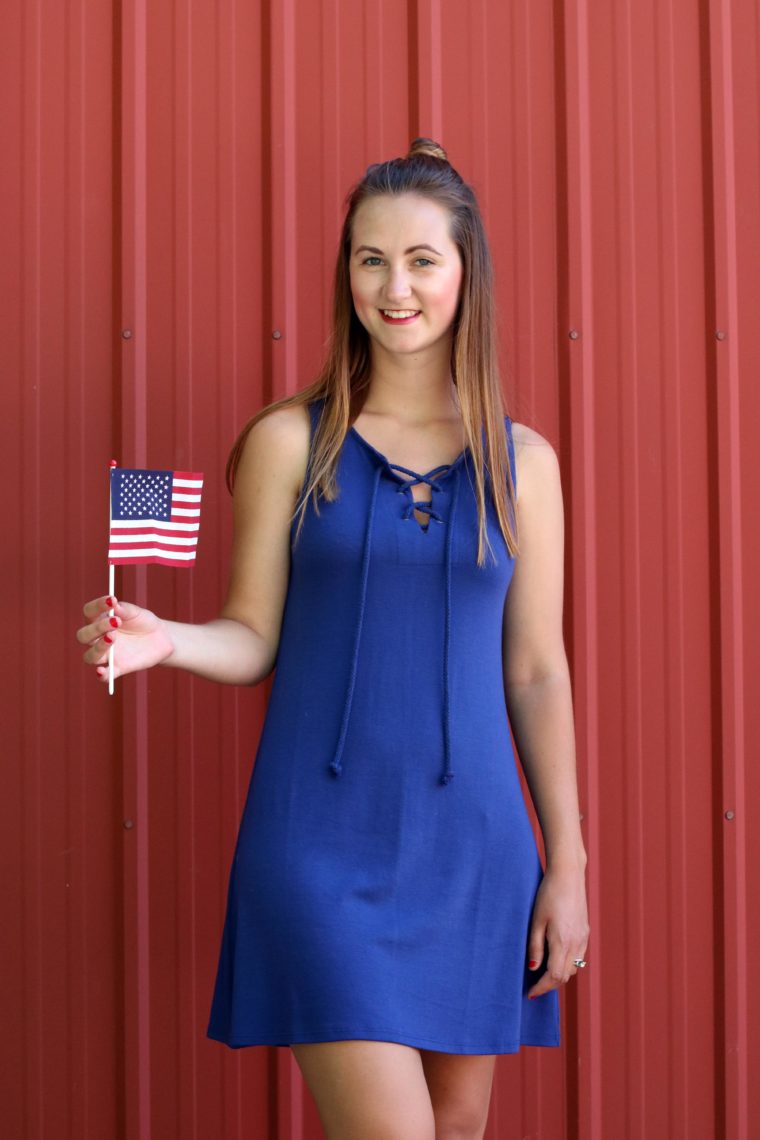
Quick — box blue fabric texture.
[206,397,561,1054]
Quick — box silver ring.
[573,958,587,968]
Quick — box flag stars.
[112,469,174,522]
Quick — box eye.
[361,256,383,266]
[414,258,434,267]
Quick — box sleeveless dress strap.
[505,414,517,495]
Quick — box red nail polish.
[103,633,113,644]
[109,617,119,628]
[106,596,115,607]
[529,960,539,969]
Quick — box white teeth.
[382,310,420,319]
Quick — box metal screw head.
[122,329,133,340]
[272,330,282,340]
[724,810,735,820]
[123,819,135,830]
[716,330,726,340]
[569,329,580,340]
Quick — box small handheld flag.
[106,463,204,694]
[109,467,204,566]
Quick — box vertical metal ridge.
[659,1,700,1129]
[172,10,198,1125]
[619,0,648,1130]
[412,0,442,138]
[470,0,489,195]
[183,0,194,451]
[267,0,298,399]
[707,0,749,1135]
[64,0,77,1127]
[406,0,419,138]
[269,5,302,1128]
[22,4,45,1134]
[323,0,340,288]
[562,1,603,1136]
[120,3,152,1137]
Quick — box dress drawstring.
[329,465,382,779]
[441,467,462,785]
[329,458,462,788]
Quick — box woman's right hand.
[77,596,175,682]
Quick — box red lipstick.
[378,309,421,325]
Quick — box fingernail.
[109,617,119,628]
[103,634,113,644]
[528,960,539,969]
[106,596,115,607]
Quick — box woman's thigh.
[291,1039,436,1140]
[419,1049,497,1139]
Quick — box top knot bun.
[406,137,448,162]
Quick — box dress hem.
[206,1023,561,1055]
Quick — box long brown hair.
[226,137,518,565]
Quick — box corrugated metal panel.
[707,1,759,1135]
[1,0,122,1137]
[3,0,758,1136]
[563,3,717,1135]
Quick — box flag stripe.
[108,547,198,561]
[110,519,199,532]
[109,534,198,546]
[108,553,199,566]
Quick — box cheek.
[435,272,463,317]
[349,273,371,315]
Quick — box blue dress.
[206,397,561,1054]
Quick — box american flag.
[108,468,204,566]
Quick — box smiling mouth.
[379,309,421,321]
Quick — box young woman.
[78,139,589,1140]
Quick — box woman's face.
[349,193,463,361]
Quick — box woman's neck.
[361,346,460,425]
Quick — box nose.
[384,263,413,302]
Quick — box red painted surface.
[3,1,759,1137]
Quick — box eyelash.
[361,256,434,268]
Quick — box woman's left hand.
[525,863,590,999]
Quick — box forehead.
[350,193,455,249]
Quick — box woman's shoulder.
[234,400,313,495]
[508,418,552,450]
[507,419,561,499]
[244,400,313,452]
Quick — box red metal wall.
[3,1,758,1137]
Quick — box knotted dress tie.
[329,459,463,787]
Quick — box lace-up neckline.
[348,425,471,482]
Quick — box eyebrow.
[354,244,444,257]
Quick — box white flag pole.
[108,460,117,695]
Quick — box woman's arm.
[77,404,311,686]
[502,423,589,998]
[502,423,586,870]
